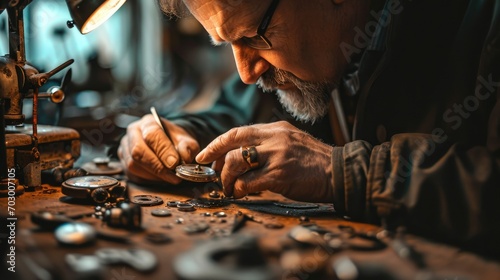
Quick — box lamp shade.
[66,0,126,34]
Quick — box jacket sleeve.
[168,73,262,148]
[331,0,500,258]
[333,98,500,257]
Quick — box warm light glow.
[81,0,126,34]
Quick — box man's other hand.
[196,121,334,202]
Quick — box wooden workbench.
[2,178,500,280]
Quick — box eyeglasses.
[241,0,280,50]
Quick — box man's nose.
[231,44,270,84]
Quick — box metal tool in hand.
[150,106,217,182]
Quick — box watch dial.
[64,176,119,189]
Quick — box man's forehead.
[186,0,245,19]
[184,0,262,42]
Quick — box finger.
[228,146,268,198]
[196,126,260,164]
[141,116,180,169]
[232,171,269,198]
[219,148,250,197]
[177,140,197,163]
[219,145,266,197]
[119,136,160,181]
[123,126,181,183]
[166,121,200,163]
[211,156,226,171]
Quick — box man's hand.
[196,121,334,202]
[118,114,200,184]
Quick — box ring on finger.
[240,146,259,169]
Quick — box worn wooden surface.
[2,179,500,280]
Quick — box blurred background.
[0,0,236,163]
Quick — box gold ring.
[240,146,259,169]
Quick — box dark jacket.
[334,0,500,258]
[170,0,500,258]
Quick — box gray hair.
[157,0,190,18]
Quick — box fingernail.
[195,150,205,163]
[167,156,177,168]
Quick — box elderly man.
[119,0,500,257]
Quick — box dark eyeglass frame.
[241,0,280,50]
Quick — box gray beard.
[256,67,335,124]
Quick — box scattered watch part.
[145,232,173,244]
[95,248,158,272]
[173,235,278,280]
[131,195,164,206]
[175,164,217,182]
[299,216,310,223]
[245,215,263,224]
[151,209,172,217]
[166,201,180,207]
[213,211,227,218]
[208,190,220,198]
[31,211,74,230]
[91,187,110,204]
[162,223,174,229]
[184,222,210,234]
[81,157,123,175]
[95,227,134,244]
[42,188,58,194]
[177,202,196,212]
[54,222,97,246]
[264,222,284,230]
[288,225,326,247]
[102,202,142,229]
[65,254,103,276]
[189,198,230,208]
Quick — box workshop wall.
[0,0,235,161]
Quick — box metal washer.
[177,202,196,212]
[131,195,164,206]
[151,209,172,217]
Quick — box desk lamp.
[0,0,126,195]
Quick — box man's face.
[184,0,366,122]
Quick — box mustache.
[256,67,333,94]
[256,67,294,92]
